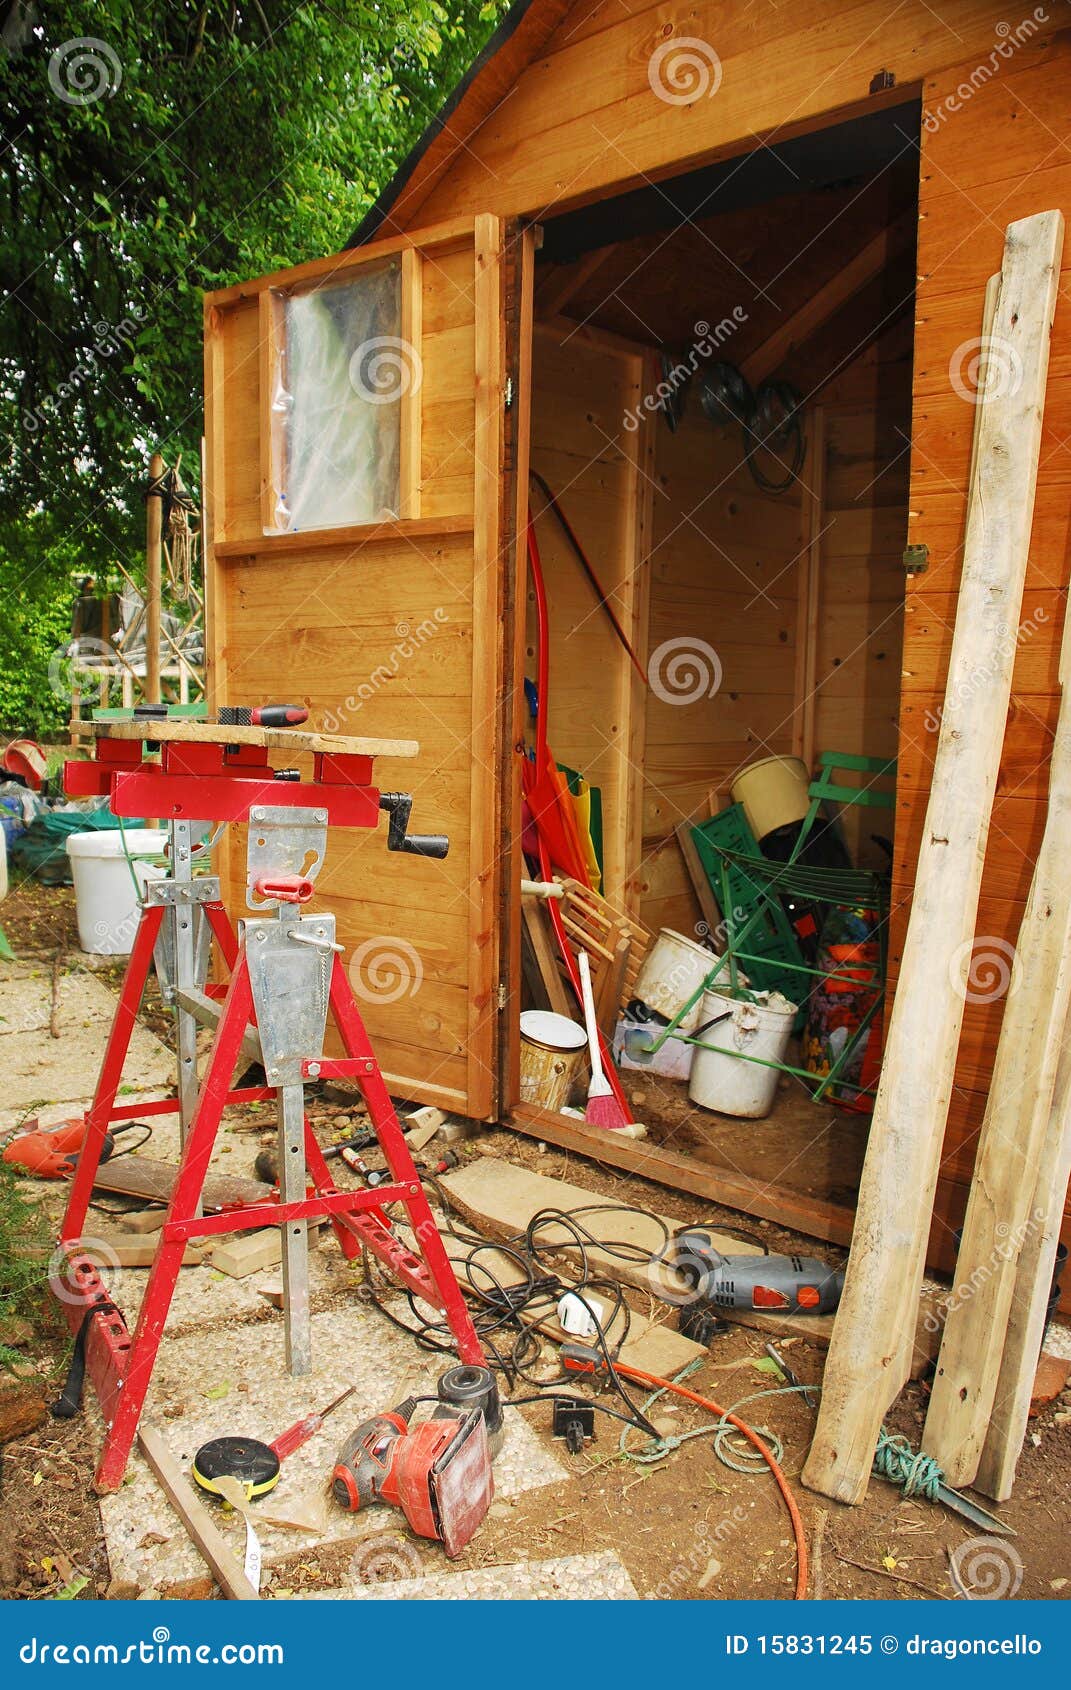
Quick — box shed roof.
[350,0,565,246]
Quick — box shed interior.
[514,104,922,1238]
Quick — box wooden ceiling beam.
[741,209,916,388]
[534,244,619,318]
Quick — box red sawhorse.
[55,719,485,1493]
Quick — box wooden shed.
[203,1,1071,1296]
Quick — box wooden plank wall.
[528,320,651,911]
[638,408,806,935]
[892,35,1071,1287]
[408,0,1020,227]
[811,318,913,864]
[204,223,509,1120]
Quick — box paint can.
[519,1010,588,1111]
[633,927,723,1028]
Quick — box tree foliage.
[0,0,502,722]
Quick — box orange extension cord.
[617,1363,810,1600]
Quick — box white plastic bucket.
[66,829,168,955]
[688,988,797,1119]
[730,755,810,842]
[519,1010,588,1111]
[633,928,723,1028]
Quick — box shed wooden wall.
[811,319,913,865]
[891,36,1071,1280]
[400,0,1024,228]
[527,320,651,910]
[639,413,805,934]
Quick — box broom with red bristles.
[577,949,630,1131]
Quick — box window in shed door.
[265,259,406,532]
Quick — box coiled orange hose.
[617,1362,809,1600]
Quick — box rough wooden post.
[802,208,1064,1506]
[976,1004,1071,1499]
[145,450,165,704]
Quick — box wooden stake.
[145,451,165,705]
[801,209,1065,1506]
[924,587,1071,1485]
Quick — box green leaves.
[0,0,505,621]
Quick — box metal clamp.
[246,805,327,910]
[144,876,221,907]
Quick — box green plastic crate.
[689,804,805,1000]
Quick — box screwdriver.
[218,704,309,727]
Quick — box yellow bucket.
[730,756,810,842]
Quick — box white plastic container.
[615,1014,696,1082]
[688,988,797,1119]
[633,927,724,1028]
[66,829,168,955]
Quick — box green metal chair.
[629,753,896,1104]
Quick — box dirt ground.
[1,877,1069,1603]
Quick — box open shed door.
[203,216,525,1119]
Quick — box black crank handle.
[379,792,450,859]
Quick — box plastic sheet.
[269,261,404,532]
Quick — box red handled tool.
[193,1385,357,1500]
[218,705,309,727]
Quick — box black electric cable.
[357,1179,684,1435]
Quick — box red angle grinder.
[332,1392,494,1558]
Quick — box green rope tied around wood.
[872,1429,943,1501]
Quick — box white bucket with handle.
[633,928,723,1029]
[688,988,797,1119]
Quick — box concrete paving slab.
[100,1307,568,1592]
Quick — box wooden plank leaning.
[924,581,1071,1486]
[976,1000,1071,1499]
[801,208,1064,1506]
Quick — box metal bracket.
[244,913,334,1085]
[144,876,221,907]
[246,805,327,910]
[903,543,929,575]
[153,907,212,1007]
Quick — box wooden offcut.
[924,587,1071,1486]
[803,208,1065,1506]
[138,1424,260,1600]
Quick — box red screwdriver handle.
[251,705,308,727]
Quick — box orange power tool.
[2,1117,139,1180]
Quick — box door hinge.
[504,375,514,411]
[903,543,929,576]
[497,981,508,1010]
